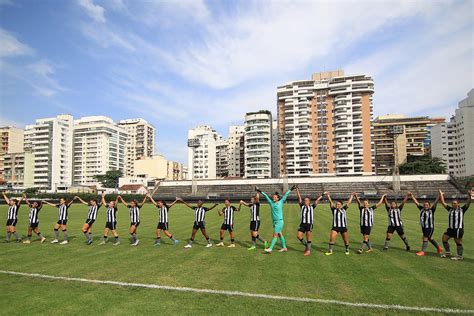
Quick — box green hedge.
[10,193,147,202]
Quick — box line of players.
[3,187,471,260]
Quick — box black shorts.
[360,226,372,235]
[105,222,117,230]
[6,219,17,226]
[221,224,233,232]
[193,221,205,229]
[422,227,434,238]
[445,228,464,239]
[250,220,260,232]
[332,227,347,233]
[130,222,140,227]
[29,222,39,229]
[387,225,405,235]
[85,219,95,226]
[298,223,313,233]
[57,220,67,225]
[157,222,168,230]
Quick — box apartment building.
[187,125,221,179]
[244,110,272,178]
[27,114,74,191]
[73,116,128,186]
[0,126,24,181]
[216,138,229,178]
[117,118,155,176]
[373,115,445,175]
[432,89,474,177]
[227,125,245,177]
[277,70,374,177]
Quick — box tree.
[24,187,39,194]
[399,156,446,175]
[93,170,123,188]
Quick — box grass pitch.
[0,202,473,314]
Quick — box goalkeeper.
[255,185,296,253]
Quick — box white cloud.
[0,28,33,57]
[77,0,106,23]
[79,22,135,51]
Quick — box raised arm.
[315,194,323,205]
[168,198,179,208]
[207,203,219,211]
[296,186,302,204]
[464,190,472,210]
[354,193,362,207]
[280,185,296,204]
[177,198,195,210]
[237,203,241,212]
[255,192,260,202]
[432,192,440,208]
[22,193,31,206]
[408,191,419,207]
[439,190,448,209]
[258,189,273,204]
[101,193,106,206]
[2,191,10,205]
[118,195,128,207]
[400,194,409,208]
[139,195,147,207]
[383,195,390,208]
[147,193,157,206]
[375,194,386,208]
[76,196,88,205]
[239,200,250,207]
[346,192,355,207]
[325,192,334,208]
[67,196,76,207]
[42,200,56,207]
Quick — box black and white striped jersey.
[158,204,172,224]
[56,204,69,221]
[249,202,260,222]
[331,206,348,228]
[194,207,210,223]
[386,205,404,227]
[417,205,436,229]
[86,204,101,220]
[359,205,376,227]
[128,204,141,223]
[222,206,236,225]
[28,204,42,224]
[445,204,469,229]
[299,202,316,224]
[7,202,20,220]
[106,207,118,223]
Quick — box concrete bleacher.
[152,175,465,202]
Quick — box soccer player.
[146,194,179,246]
[42,196,75,245]
[216,199,241,248]
[324,192,355,255]
[178,198,218,248]
[295,186,323,256]
[383,194,410,251]
[99,194,120,246]
[22,195,46,244]
[76,195,103,245]
[239,193,268,251]
[118,195,147,246]
[408,191,443,256]
[354,193,386,254]
[256,185,296,254]
[439,190,471,260]
[3,191,23,243]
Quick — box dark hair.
[273,192,280,199]
[91,199,97,203]
[225,198,231,203]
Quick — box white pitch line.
[1,270,473,314]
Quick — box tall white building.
[277,70,374,177]
[432,89,474,177]
[187,125,221,179]
[73,116,128,186]
[117,118,155,176]
[271,120,280,178]
[28,114,74,191]
[244,110,272,178]
[227,125,245,177]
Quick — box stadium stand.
[153,175,465,202]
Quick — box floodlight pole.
[279,131,293,193]
[187,138,200,195]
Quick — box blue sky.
[0,0,472,164]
